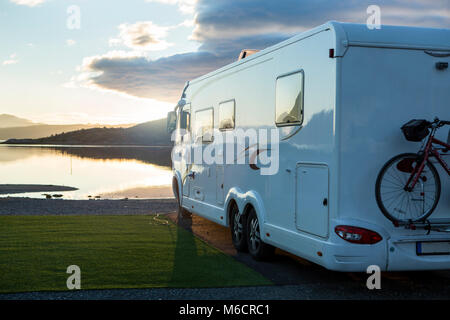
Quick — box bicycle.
[375,118,450,224]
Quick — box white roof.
[335,21,450,51]
[189,21,450,85]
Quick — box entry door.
[190,107,214,203]
[296,164,329,237]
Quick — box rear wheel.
[230,203,247,252]
[246,208,274,260]
[375,153,441,223]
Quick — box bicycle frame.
[405,128,450,191]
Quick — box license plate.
[416,241,450,255]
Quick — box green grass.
[0,215,271,293]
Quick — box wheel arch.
[224,187,267,236]
[172,171,183,203]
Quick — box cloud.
[76,0,450,103]
[10,0,45,7]
[78,50,230,102]
[3,60,18,65]
[109,21,172,51]
[145,0,197,14]
[192,0,450,41]
[75,31,287,102]
[66,39,76,46]
[3,53,19,65]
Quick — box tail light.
[335,225,382,244]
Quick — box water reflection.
[0,145,173,199]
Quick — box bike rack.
[393,220,450,234]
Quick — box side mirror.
[180,111,190,130]
[167,111,177,134]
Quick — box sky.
[0,0,449,125]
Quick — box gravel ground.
[2,286,302,300]
[1,282,449,300]
[0,197,177,215]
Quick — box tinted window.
[195,108,214,142]
[275,71,304,125]
[219,100,235,130]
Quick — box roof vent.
[238,49,259,61]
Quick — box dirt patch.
[166,212,331,285]
[167,212,237,256]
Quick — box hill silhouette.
[0,114,35,128]
[3,118,171,146]
[0,114,136,140]
[0,123,138,140]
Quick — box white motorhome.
[168,21,450,272]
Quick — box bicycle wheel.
[375,153,441,223]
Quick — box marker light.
[329,48,335,58]
[335,225,382,244]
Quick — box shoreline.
[0,184,78,195]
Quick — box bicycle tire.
[375,153,441,223]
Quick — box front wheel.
[246,208,274,260]
[230,203,247,252]
[375,153,441,223]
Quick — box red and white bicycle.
[375,118,450,224]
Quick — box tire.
[375,153,441,223]
[246,208,274,260]
[173,178,192,219]
[230,203,247,252]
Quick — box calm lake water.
[0,144,173,199]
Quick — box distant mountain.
[0,114,36,128]
[0,123,135,140]
[3,118,172,146]
[0,113,136,140]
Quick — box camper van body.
[171,21,450,272]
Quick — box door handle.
[187,172,195,179]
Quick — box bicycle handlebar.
[429,118,449,127]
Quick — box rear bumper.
[315,218,450,272]
[387,237,450,271]
[322,240,387,272]
[321,235,450,272]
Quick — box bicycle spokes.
[376,154,440,222]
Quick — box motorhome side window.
[219,100,235,130]
[275,70,304,126]
[194,108,214,143]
